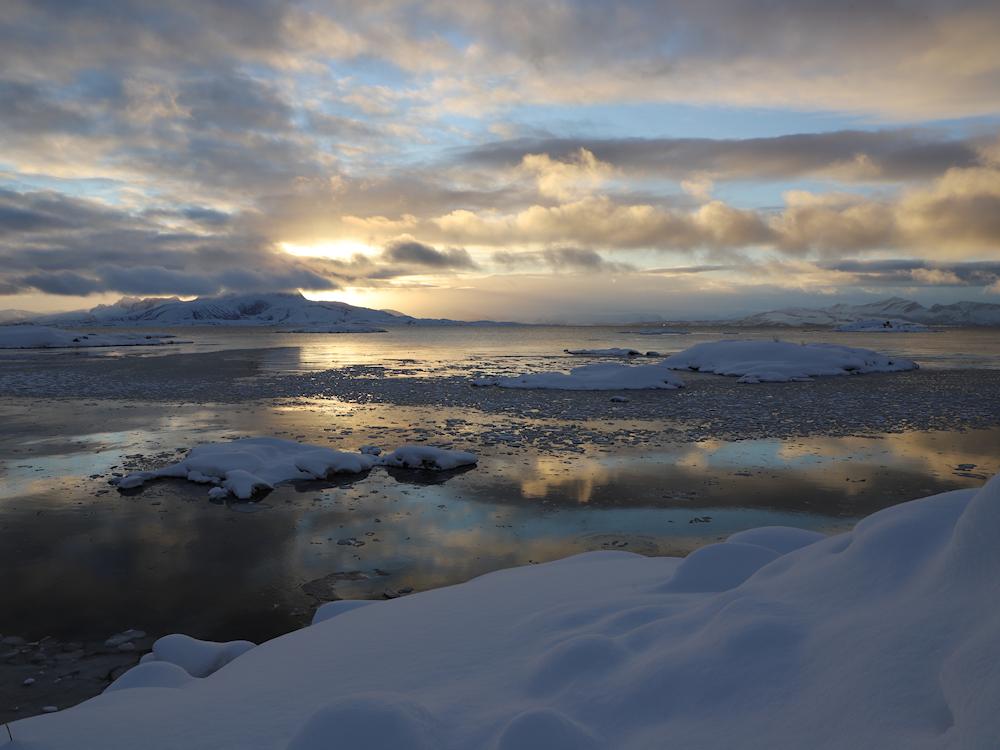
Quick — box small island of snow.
[663,340,917,383]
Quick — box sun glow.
[279,239,377,261]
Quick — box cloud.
[381,240,479,270]
[492,247,634,273]
[460,131,983,183]
[0,189,339,297]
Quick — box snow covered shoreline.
[0,325,181,349]
[9,473,999,749]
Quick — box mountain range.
[4,293,999,328]
[732,297,1000,327]
[26,292,508,328]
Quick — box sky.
[2,0,1000,323]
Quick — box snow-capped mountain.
[736,297,1000,327]
[33,292,496,327]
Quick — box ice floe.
[113,438,479,499]
[663,339,918,383]
[14,474,1000,749]
[473,362,685,390]
[378,445,478,471]
[0,325,179,349]
[113,437,378,499]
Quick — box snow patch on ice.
[663,339,918,383]
[114,437,377,499]
[473,362,685,390]
[378,445,477,471]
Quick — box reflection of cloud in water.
[384,464,477,486]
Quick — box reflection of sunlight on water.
[520,456,610,503]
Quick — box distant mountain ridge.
[735,297,1000,327]
[29,292,510,328]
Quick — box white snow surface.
[378,445,478,471]
[663,339,918,383]
[138,634,256,679]
[835,318,931,332]
[12,475,1000,749]
[115,438,377,499]
[473,362,685,390]
[0,325,177,349]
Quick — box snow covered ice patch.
[13,473,1000,749]
[113,437,378,500]
[378,445,477,471]
[0,324,179,349]
[663,339,918,383]
[473,361,685,390]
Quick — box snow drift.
[473,362,685,390]
[663,340,918,383]
[0,325,178,349]
[10,475,1000,749]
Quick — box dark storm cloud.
[382,241,479,270]
[0,80,91,134]
[460,131,983,182]
[821,259,1000,287]
[0,189,338,296]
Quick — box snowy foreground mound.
[0,325,177,349]
[664,340,918,383]
[11,476,1000,749]
[473,362,684,390]
[836,318,931,333]
[114,438,475,499]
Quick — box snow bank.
[0,325,178,349]
[835,318,931,332]
[13,475,1000,749]
[114,438,377,500]
[139,634,256,678]
[378,445,477,471]
[663,339,917,383]
[473,362,685,390]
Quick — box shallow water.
[1,395,995,644]
[3,325,999,375]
